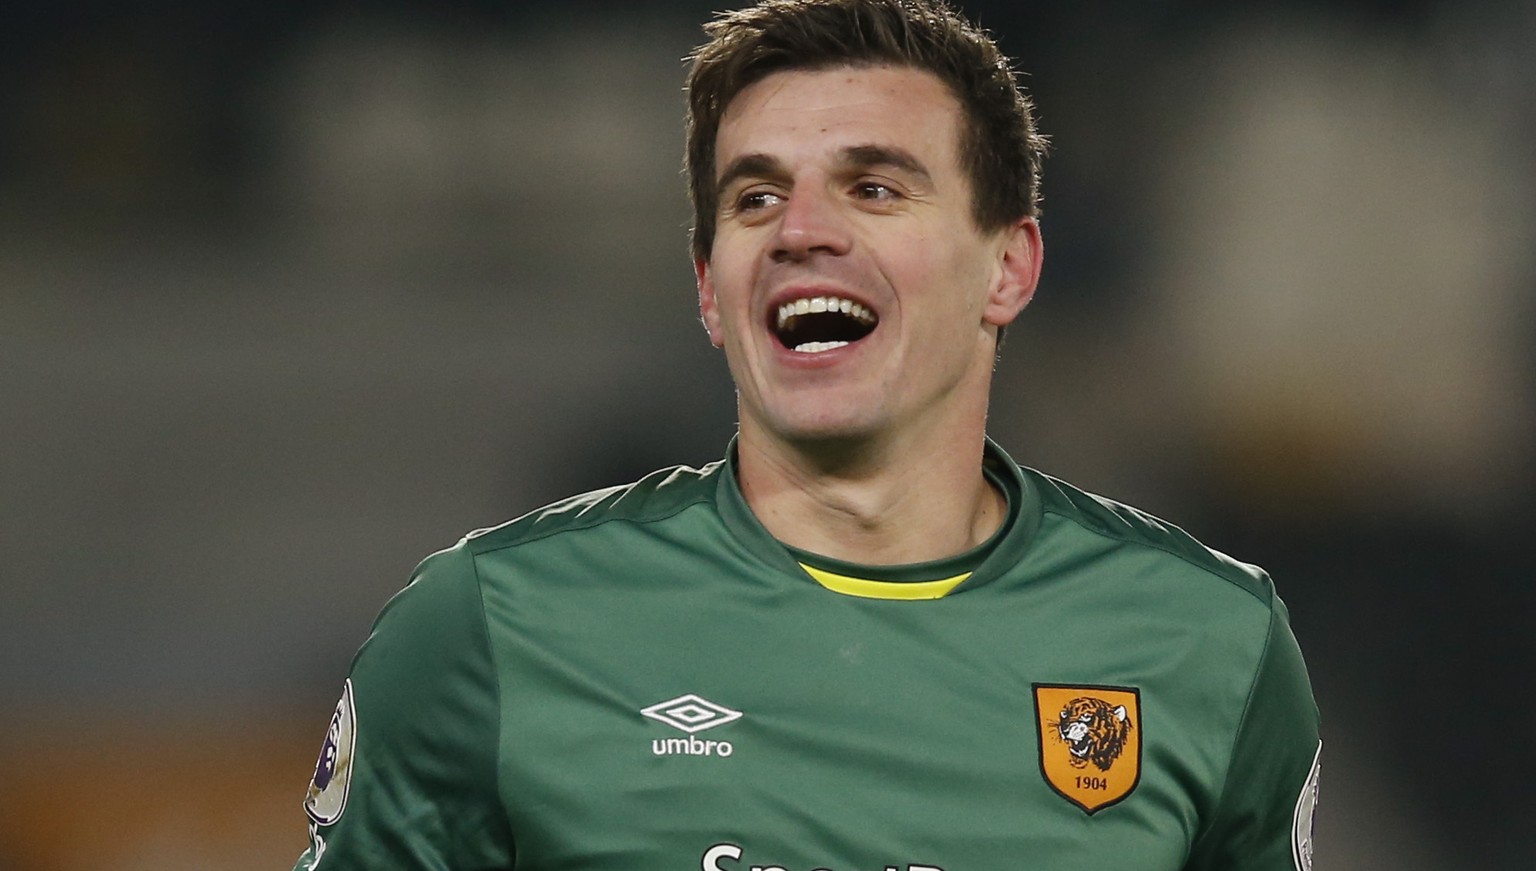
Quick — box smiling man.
[295,2,1320,870]
[697,61,1036,567]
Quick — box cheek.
[721,286,759,338]
[928,237,995,306]
[709,243,762,325]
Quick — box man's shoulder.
[1020,467,1275,607]
[391,461,725,608]
[460,459,726,558]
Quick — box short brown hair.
[684,0,1048,260]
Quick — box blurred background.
[1,0,1532,868]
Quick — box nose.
[771,184,852,262]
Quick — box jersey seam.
[1187,603,1279,861]
[1039,506,1273,607]
[468,493,715,557]
[465,545,517,850]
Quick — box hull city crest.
[1033,683,1142,814]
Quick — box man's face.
[696,64,1039,450]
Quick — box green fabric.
[295,440,1319,870]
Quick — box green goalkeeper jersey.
[295,440,1320,871]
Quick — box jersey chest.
[477,546,1225,871]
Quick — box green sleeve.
[293,543,514,870]
[1186,598,1322,871]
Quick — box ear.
[695,256,725,348]
[982,217,1043,328]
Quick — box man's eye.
[737,190,783,211]
[853,181,898,201]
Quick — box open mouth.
[1060,724,1090,755]
[772,295,878,353]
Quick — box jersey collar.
[713,436,1043,597]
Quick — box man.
[295,1,1320,869]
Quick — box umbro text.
[653,736,735,757]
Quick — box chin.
[743,386,895,449]
[765,412,886,450]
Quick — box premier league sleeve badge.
[305,679,358,826]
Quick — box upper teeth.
[776,296,874,330]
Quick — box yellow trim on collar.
[800,563,971,600]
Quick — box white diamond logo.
[641,694,743,733]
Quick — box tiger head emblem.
[1055,696,1132,771]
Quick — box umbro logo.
[643,694,741,758]
[642,694,743,733]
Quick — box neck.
[735,418,1003,566]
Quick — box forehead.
[715,65,964,175]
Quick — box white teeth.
[775,296,876,330]
[792,340,850,353]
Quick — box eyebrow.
[838,145,933,186]
[715,144,935,195]
[716,153,787,196]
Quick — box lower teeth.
[792,341,850,353]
